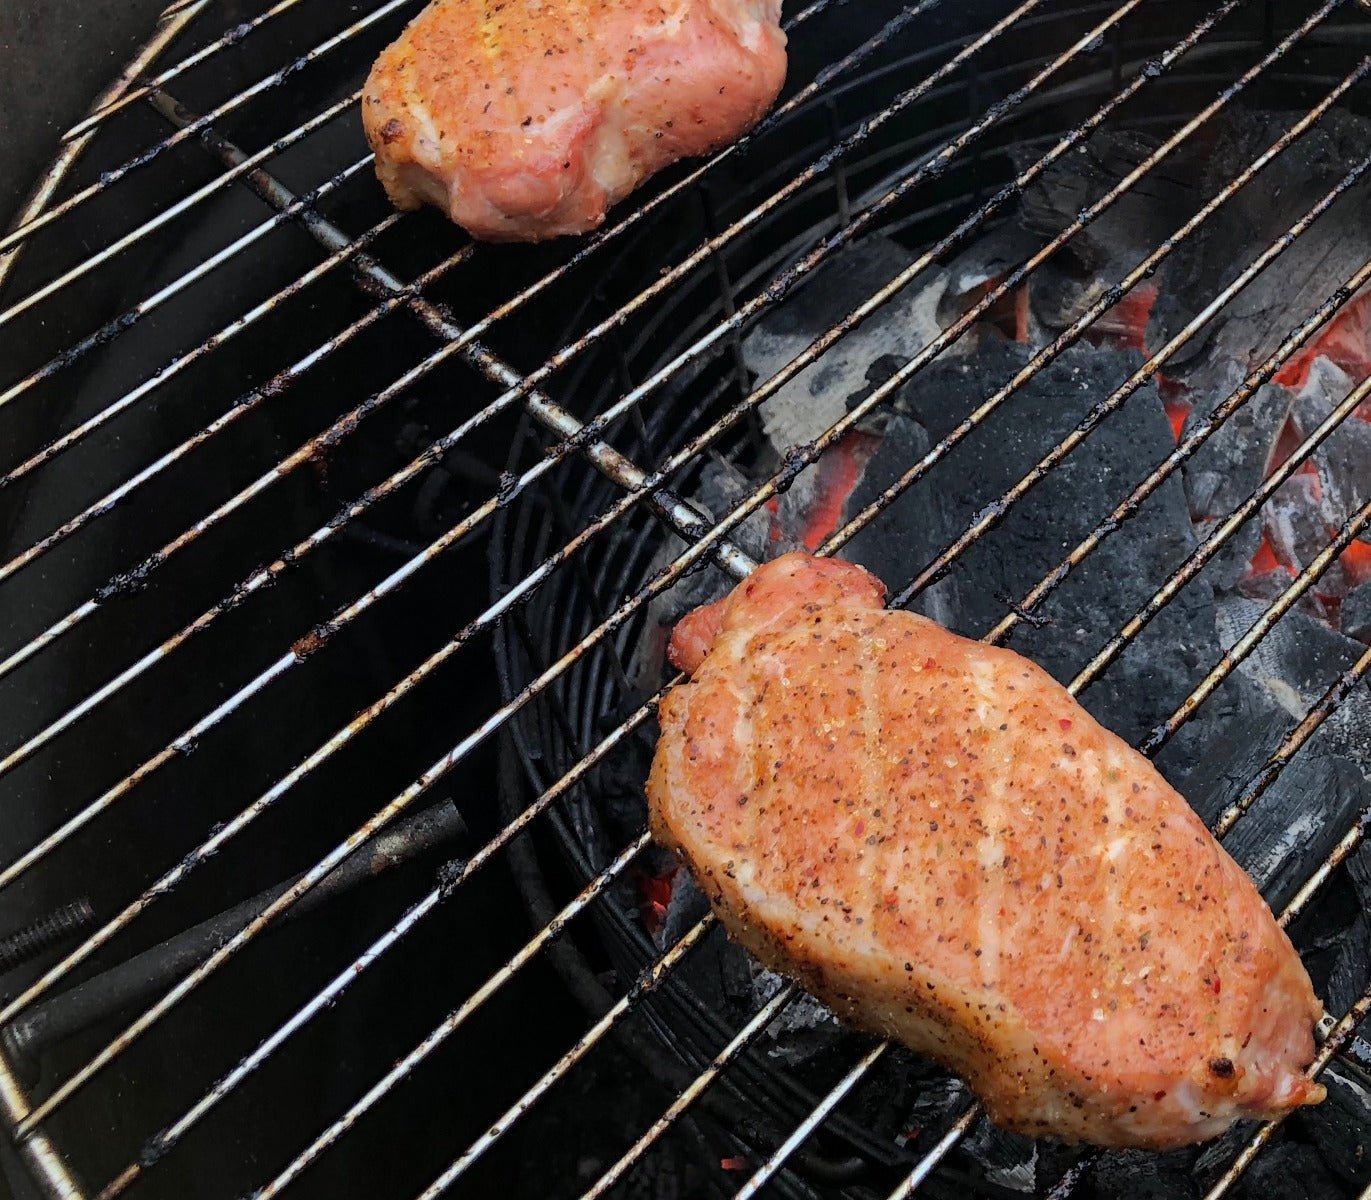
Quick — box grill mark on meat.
[970,660,1004,989]
[858,628,887,943]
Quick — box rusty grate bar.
[985,262,1371,651]
[0,0,843,421]
[0,0,208,293]
[3,0,838,265]
[90,692,665,1199]
[0,0,1090,931]
[593,463,1371,1197]
[0,0,416,271]
[867,80,1371,607]
[0,0,924,593]
[0,154,379,419]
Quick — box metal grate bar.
[409,915,719,1200]
[882,1106,981,1200]
[0,0,208,293]
[580,983,802,1200]
[92,690,665,1199]
[1070,370,1371,697]
[1145,494,1371,759]
[0,0,1179,693]
[1,195,396,490]
[0,87,361,333]
[733,1042,892,1200]
[236,826,651,1199]
[5,7,1365,1190]
[0,154,377,417]
[1203,955,1371,1199]
[986,267,1371,651]
[142,397,1368,1199]
[0,0,836,304]
[63,0,384,143]
[0,0,1135,960]
[372,0,1145,494]
[0,0,416,268]
[0,0,1036,768]
[0,0,913,564]
[0,233,483,788]
[563,2,1351,631]
[650,445,1371,1192]
[0,0,861,566]
[873,79,1371,607]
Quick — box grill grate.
[2,1,1371,1198]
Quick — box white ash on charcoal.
[1009,129,1191,339]
[895,1076,1042,1195]
[1291,1060,1371,1192]
[1217,749,1365,913]
[1290,360,1371,536]
[741,235,953,452]
[1344,582,1371,644]
[882,339,1218,745]
[1148,108,1371,390]
[960,1122,1038,1195]
[1161,636,1367,912]
[1214,598,1371,776]
[1180,375,1291,527]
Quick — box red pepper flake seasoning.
[1211,975,1222,995]
[923,657,938,670]
[720,1157,747,1171]
[1059,718,1073,731]
[854,819,867,838]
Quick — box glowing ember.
[1088,281,1159,353]
[797,432,880,549]
[1342,539,1371,588]
[1248,533,1295,579]
[638,867,677,936]
[1274,287,1371,397]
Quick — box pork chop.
[361,0,787,241]
[647,552,1324,1147]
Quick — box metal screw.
[0,899,95,974]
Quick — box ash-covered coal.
[1181,378,1291,525]
[1148,108,1371,383]
[1011,129,1190,339]
[1345,582,1371,644]
[741,234,952,451]
[882,338,1217,745]
[1214,598,1371,776]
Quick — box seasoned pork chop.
[647,553,1324,1147]
[362,0,787,241]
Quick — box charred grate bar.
[2,1,1371,1198]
